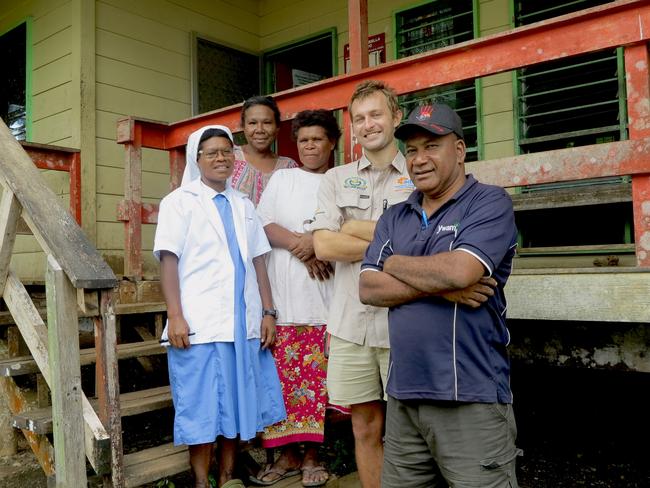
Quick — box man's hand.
[289,232,315,262]
[440,277,497,308]
[167,314,191,349]
[304,257,334,281]
[260,315,277,350]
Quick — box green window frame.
[512,0,634,261]
[514,0,625,156]
[394,0,481,161]
[1,19,32,141]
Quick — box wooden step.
[123,443,189,488]
[12,386,172,434]
[0,339,165,377]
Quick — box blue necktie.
[213,193,240,266]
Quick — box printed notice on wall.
[344,33,386,73]
[292,69,324,87]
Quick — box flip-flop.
[301,465,329,487]
[221,479,246,488]
[249,464,301,486]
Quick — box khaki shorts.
[326,334,390,406]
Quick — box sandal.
[301,465,329,487]
[221,480,245,488]
[249,464,301,486]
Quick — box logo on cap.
[416,105,434,121]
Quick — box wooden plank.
[123,123,143,279]
[0,189,21,294]
[12,386,172,434]
[510,183,631,212]
[0,300,165,326]
[0,120,116,289]
[348,0,368,73]
[169,148,185,191]
[518,244,635,255]
[46,255,87,486]
[467,138,650,188]
[115,302,167,315]
[0,339,165,377]
[0,377,55,475]
[123,443,189,488]
[94,290,125,487]
[133,325,156,373]
[505,270,650,322]
[3,269,111,474]
[625,43,650,267]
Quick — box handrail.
[0,120,116,289]
[117,0,650,277]
[20,141,82,225]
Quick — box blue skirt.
[168,336,286,444]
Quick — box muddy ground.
[1,360,647,487]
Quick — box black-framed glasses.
[198,148,233,160]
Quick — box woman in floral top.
[231,96,297,205]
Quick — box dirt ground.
[2,362,647,487]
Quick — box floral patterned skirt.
[261,324,329,448]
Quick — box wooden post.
[0,377,55,474]
[154,312,164,339]
[0,187,21,455]
[348,0,369,73]
[0,188,21,293]
[625,43,650,267]
[46,255,87,486]
[169,148,185,191]
[124,121,143,279]
[94,289,124,487]
[69,151,82,225]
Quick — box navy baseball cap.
[395,104,464,141]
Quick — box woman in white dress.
[252,110,341,487]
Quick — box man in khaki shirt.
[312,80,413,488]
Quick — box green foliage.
[155,479,175,488]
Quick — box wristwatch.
[263,308,278,318]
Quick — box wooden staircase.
[0,280,194,487]
[0,119,192,486]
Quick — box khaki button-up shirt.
[311,151,414,347]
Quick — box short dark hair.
[291,109,342,145]
[241,95,281,126]
[198,128,233,154]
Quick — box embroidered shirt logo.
[395,176,415,191]
[436,223,459,235]
[343,177,368,190]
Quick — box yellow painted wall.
[478,0,516,160]
[259,0,442,73]
[1,0,516,278]
[93,0,261,275]
[1,0,74,280]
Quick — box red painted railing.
[21,141,82,225]
[117,0,650,278]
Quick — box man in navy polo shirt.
[359,104,520,487]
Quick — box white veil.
[180,125,234,187]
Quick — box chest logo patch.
[343,177,367,190]
[395,176,415,191]
[436,223,459,235]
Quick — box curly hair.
[291,109,342,144]
[348,79,400,118]
[240,95,281,126]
